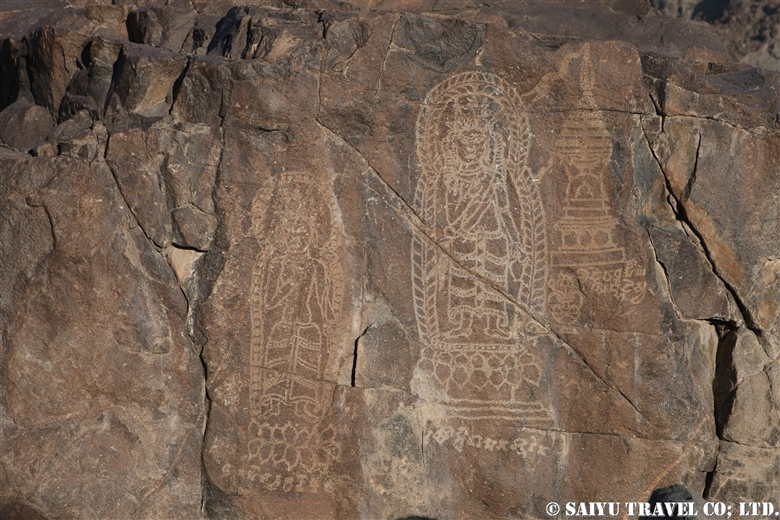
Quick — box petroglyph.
[412,71,552,426]
[577,259,647,303]
[547,272,583,326]
[247,175,344,492]
[424,424,568,459]
[548,45,647,325]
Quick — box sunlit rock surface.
[2,1,779,518]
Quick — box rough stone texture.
[650,0,780,72]
[0,99,54,152]
[0,150,205,518]
[1,2,779,519]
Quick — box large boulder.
[1,1,779,518]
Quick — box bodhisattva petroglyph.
[412,71,552,428]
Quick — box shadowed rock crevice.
[104,46,125,117]
[202,474,242,519]
[351,324,371,387]
[643,116,753,331]
[712,324,738,439]
[647,120,775,378]
[642,55,780,496]
[170,56,194,114]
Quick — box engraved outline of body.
[247,178,343,486]
[413,71,547,342]
[411,71,550,420]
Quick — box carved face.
[282,214,314,254]
[268,187,319,255]
[455,124,491,166]
[444,113,496,175]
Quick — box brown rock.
[2,1,780,518]
[644,50,780,504]
[197,14,719,516]
[105,123,220,250]
[0,98,54,151]
[647,61,780,339]
[651,0,780,72]
[24,26,86,118]
[180,15,222,56]
[127,6,199,54]
[18,7,129,119]
[0,150,204,518]
[111,42,188,117]
[46,110,105,161]
[58,37,122,123]
[647,223,735,321]
[707,441,780,503]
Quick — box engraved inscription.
[424,424,568,460]
[247,177,343,492]
[548,45,646,325]
[412,71,552,426]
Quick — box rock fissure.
[169,55,193,115]
[374,13,402,99]
[104,142,160,248]
[199,378,213,518]
[646,226,681,318]
[641,97,780,500]
[104,47,126,116]
[351,324,372,387]
[543,107,651,116]
[703,465,716,499]
[195,123,227,517]
[712,324,738,439]
[316,120,652,428]
[680,131,701,203]
[665,112,769,135]
[644,120,757,333]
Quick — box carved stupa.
[552,49,625,268]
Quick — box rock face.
[1,2,780,519]
[651,0,780,72]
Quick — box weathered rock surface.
[651,0,780,72]
[1,1,779,519]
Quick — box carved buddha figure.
[438,104,514,342]
[412,72,551,423]
[248,179,342,489]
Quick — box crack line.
[680,132,701,203]
[104,136,158,247]
[314,118,652,426]
[643,119,768,353]
[645,226,683,321]
[374,13,402,100]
